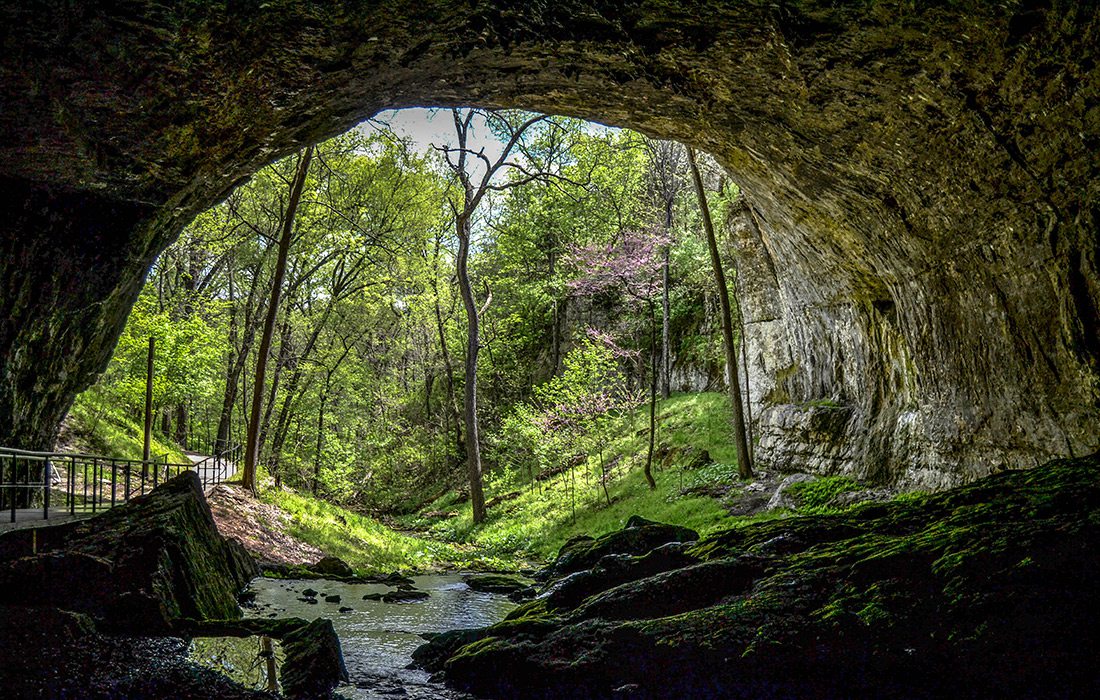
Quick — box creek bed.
[241,574,516,698]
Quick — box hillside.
[200,393,888,574]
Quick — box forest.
[66,108,759,562]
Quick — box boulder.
[410,628,490,672]
[465,573,533,595]
[434,455,1100,699]
[280,618,348,699]
[540,516,698,580]
[507,586,538,603]
[308,556,355,578]
[0,472,257,634]
[540,541,699,611]
[383,589,430,603]
[381,571,416,586]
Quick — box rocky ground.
[415,453,1100,699]
[208,483,324,566]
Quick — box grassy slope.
[253,392,775,573]
[261,487,515,573]
[65,390,191,464]
[404,393,780,562]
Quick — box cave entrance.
[69,106,744,514]
[0,2,1095,490]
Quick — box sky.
[363,108,508,164]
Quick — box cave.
[1,1,1097,491]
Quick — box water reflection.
[243,575,515,699]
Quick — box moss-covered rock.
[0,471,257,633]
[280,618,348,700]
[465,573,533,595]
[539,516,698,581]
[434,454,1100,699]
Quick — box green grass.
[404,393,767,563]
[261,486,514,574]
[67,390,190,464]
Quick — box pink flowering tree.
[490,333,639,519]
[565,229,669,489]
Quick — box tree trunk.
[258,312,293,459]
[456,212,487,523]
[243,145,313,493]
[312,388,327,495]
[174,403,188,449]
[661,239,671,399]
[643,304,658,490]
[687,146,753,479]
[216,256,267,452]
[432,256,463,459]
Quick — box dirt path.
[206,483,322,566]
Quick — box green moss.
[504,599,553,623]
[446,636,510,665]
[785,475,862,513]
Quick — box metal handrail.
[0,442,242,524]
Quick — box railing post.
[91,458,98,514]
[82,459,88,513]
[43,458,50,520]
[111,460,117,508]
[69,457,75,515]
[125,460,131,502]
[9,454,15,523]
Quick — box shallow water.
[243,575,516,699]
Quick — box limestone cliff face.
[0,1,1096,485]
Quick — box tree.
[645,139,687,400]
[686,146,753,479]
[243,145,314,494]
[436,109,551,523]
[567,229,667,489]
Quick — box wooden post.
[262,636,278,692]
[142,336,155,480]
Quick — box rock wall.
[0,1,1096,484]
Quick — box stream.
[241,574,516,698]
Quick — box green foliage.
[99,288,224,422]
[410,393,755,561]
[75,111,754,567]
[489,337,637,493]
[261,487,512,572]
[67,389,190,464]
[785,475,862,514]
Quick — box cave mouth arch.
[0,2,1096,486]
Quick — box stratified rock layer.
[0,2,1096,485]
[420,453,1100,699]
